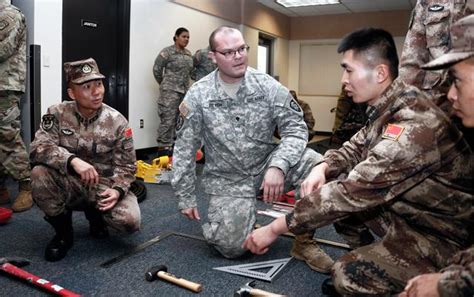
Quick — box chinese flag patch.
[382,124,404,141]
[125,127,133,138]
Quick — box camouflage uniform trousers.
[156,89,185,147]
[31,165,141,233]
[332,215,462,296]
[0,91,30,181]
[202,148,323,258]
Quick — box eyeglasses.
[213,45,250,59]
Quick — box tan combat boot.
[0,185,9,205]
[11,179,33,212]
[290,233,334,274]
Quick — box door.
[62,0,130,118]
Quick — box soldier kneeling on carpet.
[30,58,141,262]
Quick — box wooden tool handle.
[157,271,202,293]
[250,288,285,296]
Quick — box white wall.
[129,0,239,149]
[34,0,63,115]
[288,36,405,133]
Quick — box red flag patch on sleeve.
[124,127,133,138]
[382,124,404,141]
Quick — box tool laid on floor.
[0,257,81,297]
[234,280,285,296]
[214,258,292,282]
[100,231,206,268]
[145,264,202,293]
[135,156,171,183]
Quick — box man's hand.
[70,157,99,187]
[181,207,201,220]
[300,162,328,197]
[243,216,288,254]
[260,167,285,203]
[96,188,120,212]
[398,273,442,297]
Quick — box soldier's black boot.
[84,207,109,239]
[44,211,73,262]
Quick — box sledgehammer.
[145,264,202,293]
[0,257,80,296]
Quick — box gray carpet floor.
[0,142,348,296]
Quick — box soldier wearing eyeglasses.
[171,26,332,268]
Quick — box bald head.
[209,26,242,51]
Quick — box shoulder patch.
[179,102,190,117]
[381,124,404,141]
[176,114,185,131]
[289,99,302,113]
[41,114,57,131]
[124,127,133,138]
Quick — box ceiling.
[258,0,417,17]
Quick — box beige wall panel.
[291,10,411,40]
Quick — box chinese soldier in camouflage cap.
[0,0,33,212]
[244,27,473,296]
[397,15,474,297]
[30,57,141,262]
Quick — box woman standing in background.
[153,27,193,157]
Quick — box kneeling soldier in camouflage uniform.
[244,28,473,296]
[30,58,141,262]
[172,26,334,271]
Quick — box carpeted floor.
[0,140,348,296]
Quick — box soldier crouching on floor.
[30,58,141,262]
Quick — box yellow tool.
[135,156,171,183]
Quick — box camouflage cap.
[63,57,105,84]
[423,15,474,70]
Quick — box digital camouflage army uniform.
[286,79,473,295]
[399,0,473,112]
[172,67,322,258]
[438,246,474,296]
[0,3,30,185]
[30,102,141,233]
[191,47,217,82]
[153,45,193,148]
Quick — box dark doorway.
[62,0,130,118]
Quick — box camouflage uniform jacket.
[153,45,193,94]
[0,4,26,92]
[191,47,217,82]
[399,0,472,97]
[297,99,315,131]
[172,67,308,209]
[439,246,474,297]
[30,102,136,195]
[288,79,473,249]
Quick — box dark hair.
[289,90,297,100]
[337,27,399,79]
[173,27,189,42]
[208,26,238,51]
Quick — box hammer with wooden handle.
[145,264,202,293]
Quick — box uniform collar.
[365,78,404,124]
[74,105,103,126]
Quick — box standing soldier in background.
[0,0,33,212]
[399,0,473,112]
[191,46,217,82]
[289,90,316,140]
[153,27,193,157]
